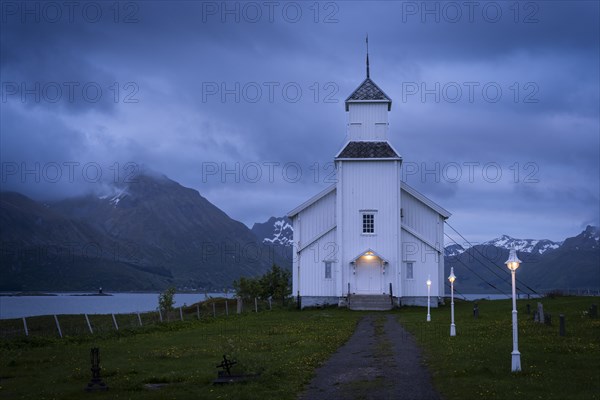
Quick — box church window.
[362,212,375,234]
[406,262,414,280]
[324,261,332,279]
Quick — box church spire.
[366,34,370,79]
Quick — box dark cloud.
[1,0,598,242]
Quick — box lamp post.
[426,276,432,322]
[448,267,456,336]
[505,248,522,372]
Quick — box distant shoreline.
[0,291,232,297]
[0,292,112,297]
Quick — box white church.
[287,55,451,310]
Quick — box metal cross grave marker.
[84,347,108,392]
[216,354,237,376]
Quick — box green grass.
[0,307,363,399]
[397,296,600,400]
[2,297,598,399]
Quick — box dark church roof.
[336,141,400,159]
[345,78,392,111]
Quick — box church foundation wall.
[399,296,441,308]
[300,296,341,309]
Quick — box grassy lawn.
[397,296,600,400]
[0,307,363,399]
[2,297,598,399]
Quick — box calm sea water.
[0,292,233,319]
[1,292,538,320]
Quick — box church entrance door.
[354,257,383,294]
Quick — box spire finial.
[366,34,370,79]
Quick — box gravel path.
[299,314,442,400]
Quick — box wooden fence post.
[197,304,200,320]
[237,298,242,314]
[254,297,258,313]
[212,303,216,318]
[85,314,93,334]
[22,317,29,337]
[137,313,143,326]
[179,307,183,321]
[112,314,119,330]
[268,298,272,311]
[54,315,63,338]
[225,301,229,316]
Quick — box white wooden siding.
[401,230,441,297]
[401,191,441,248]
[296,189,336,248]
[298,229,338,296]
[339,160,402,295]
[346,103,389,141]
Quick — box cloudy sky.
[1,1,598,244]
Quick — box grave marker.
[213,355,259,385]
[84,348,108,392]
[536,302,544,323]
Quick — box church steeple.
[366,35,370,79]
[342,42,394,144]
[345,38,392,112]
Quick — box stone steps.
[348,295,393,311]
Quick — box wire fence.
[0,297,281,340]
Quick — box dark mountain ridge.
[444,226,599,294]
[1,174,286,291]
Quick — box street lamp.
[448,267,456,336]
[426,276,432,322]
[505,248,522,372]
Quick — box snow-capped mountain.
[251,216,293,246]
[445,226,599,293]
[444,243,466,257]
[481,235,562,255]
[444,234,561,256]
[251,216,293,263]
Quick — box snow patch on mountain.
[444,243,466,257]
[251,216,293,247]
[263,219,293,246]
[98,187,129,207]
[580,225,600,249]
[482,235,561,254]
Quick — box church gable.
[288,185,336,251]
[401,182,451,219]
